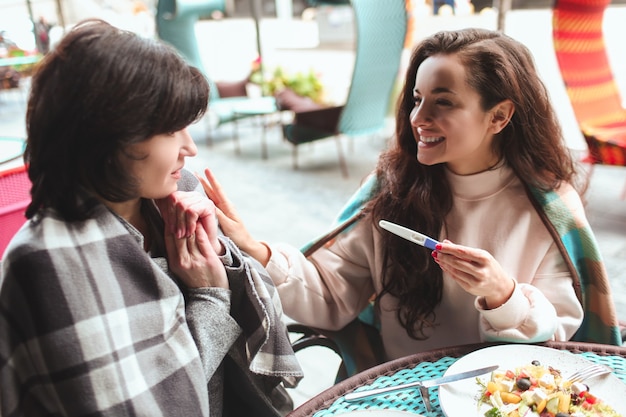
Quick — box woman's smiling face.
[410,53,502,175]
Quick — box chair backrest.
[553,0,626,166]
[156,0,226,101]
[552,0,626,134]
[338,0,407,136]
[0,165,31,260]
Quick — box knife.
[343,364,498,402]
[379,220,440,250]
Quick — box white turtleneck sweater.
[265,165,584,360]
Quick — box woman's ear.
[490,99,515,134]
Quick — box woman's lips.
[420,135,444,144]
[419,136,445,148]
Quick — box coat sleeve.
[265,219,377,331]
[477,241,584,343]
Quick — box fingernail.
[435,243,442,251]
[431,251,438,259]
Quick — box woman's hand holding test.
[433,240,515,309]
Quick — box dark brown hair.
[25,19,209,220]
[367,28,576,339]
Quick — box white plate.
[336,410,424,417]
[438,344,626,416]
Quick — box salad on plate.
[477,360,622,417]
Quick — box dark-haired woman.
[0,19,300,417]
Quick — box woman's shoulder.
[536,180,585,210]
[527,180,589,229]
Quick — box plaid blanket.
[0,173,302,416]
[303,173,622,346]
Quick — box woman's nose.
[410,104,430,127]
[181,128,197,157]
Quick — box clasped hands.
[155,191,228,289]
[163,168,515,309]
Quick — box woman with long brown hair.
[202,28,621,372]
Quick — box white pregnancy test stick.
[379,220,440,250]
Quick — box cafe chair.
[278,0,408,177]
[287,304,385,386]
[552,0,626,199]
[0,164,30,260]
[156,0,277,149]
[287,206,386,383]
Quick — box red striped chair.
[552,0,626,198]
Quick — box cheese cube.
[570,381,588,395]
[499,378,516,392]
[531,389,548,404]
[538,373,555,388]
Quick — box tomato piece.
[583,392,598,404]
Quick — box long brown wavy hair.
[366,28,576,339]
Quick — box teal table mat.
[313,352,626,417]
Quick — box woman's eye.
[436,99,452,106]
[413,96,422,105]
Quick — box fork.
[418,385,433,413]
[565,363,612,383]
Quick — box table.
[287,341,626,417]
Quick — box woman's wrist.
[248,241,272,267]
[484,278,516,309]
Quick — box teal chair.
[156,0,223,80]
[156,0,277,149]
[279,0,407,177]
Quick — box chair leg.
[233,119,240,155]
[261,115,268,160]
[335,136,349,178]
[204,117,213,147]
[292,145,299,170]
